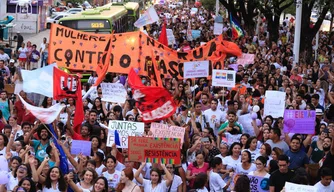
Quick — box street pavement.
[20,29,50,49]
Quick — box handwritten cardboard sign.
[106,120,145,148]
[71,140,92,156]
[128,136,181,164]
[247,175,269,192]
[101,83,127,103]
[150,123,185,144]
[283,110,316,134]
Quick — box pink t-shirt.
[187,162,210,188]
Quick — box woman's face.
[50,168,60,181]
[21,180,31,191]
[255,159,265,171]
[195,154,205,165]
[320,132,328,140]
[136,115,143,122]
[11,159,19,170]
[0,135,4,146]
[9,117,16,125]
[150,171,160,184]
[17,165,28,178]
[100,130,105,140]
[94,178,106,192]
[83,99,89,106]
[91,138,99,148]
[241,151,249,163]
[250,138,257,150]
[232,145,241,156]
[259,145,267,156]
[15,141,23,152]
[106,158,115,171]
[47,97,52,104]
[95,99,101,107]
[240,136,248,145]
[220,144,228,155]
[83,170,94,184]
[68,98,74,104]
[265,118,272,125]
[271,151,278,160]
[120,171,129,183]
[128,115,135,121]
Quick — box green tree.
[202,0,216,12]
[300,0,334,64]
[258,0,294,46]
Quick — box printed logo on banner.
[212,69,236,87]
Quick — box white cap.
[9,59,15,63]
[316,108,324,115]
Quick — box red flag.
[73,80,84,134]
[128,68,177,122]
[94,38,112,86]
[53,68,84,133]
[158,21,168,47]
[53,68,80,100]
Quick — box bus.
[116,2,139,31]
[59,2,139,33]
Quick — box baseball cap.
[9,59,15,63]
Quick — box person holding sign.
[135,162,173,192]
[248,156,270,178]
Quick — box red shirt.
[21,112,36,125]
[15,99,34,125]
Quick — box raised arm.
[161,164,173,187]
[28,155,39,183]
[135,162,146,185]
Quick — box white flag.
[134,6,159,28]
[18,95,65,124]
[187,20,193,41]
[21,63,57,97]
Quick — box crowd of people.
[0,1,334,192]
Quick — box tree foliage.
[202,0,216,12]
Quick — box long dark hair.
[234,175,250,192]
[18,177,36,192]
[93,177,108,192]
[44,166,67,191]
[192,151,206,168]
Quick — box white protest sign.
[183,60,209,78]
[106,120,145,148]
[236,53,255,65]
[284,182,315,192]
[213,22,223,35]
[263,91,286,118]
[150,122,185,144]
[101,83,127,103]
[166,29,176,45]
[224,133,241,145]
[212,69,236,87]
[238,114,256,136]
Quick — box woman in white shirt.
[76,168,97,192]
[235,151,256,175]
[164,164,183,192]
[42,166,67,192]
[248,156,270,178]
[17,43,28,69]
[135,162,173,192]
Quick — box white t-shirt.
[314,181,334,192]
[40,43,46,52]
[102,170,121,189]
[248,171,270,178]
[223,155,241,170]
[209,170,227,192]
[244,148,260,163]
[165,174,182,192]
[6,174,18,191]
[203,108,225,135]
[196,187,209,192]
[0,53,10,63]
[42,182,61,192]
[143,179,167,192]
[76,182,92,192]
[235,163,256,175]
[0,146,6,156]
[95,164,106,176]
[18,47,28,58]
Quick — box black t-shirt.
[269,169,295,192]
[322,152,334,179]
